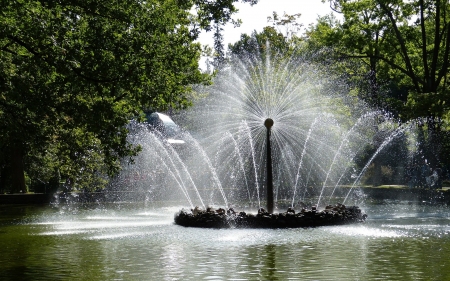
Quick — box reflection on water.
[0,202,449,280]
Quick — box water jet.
[117,50,450,228]
[172,111,369,228]
[173,116,367,228]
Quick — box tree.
[228,11,306,62]
[267,11,303,42]
[306,0,450,168]
[228,26,290,60]
[0,0,256,193]
[309,0,450,114]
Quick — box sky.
[198,0,338,48]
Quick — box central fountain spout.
[264,118,274,213]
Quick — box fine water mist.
[109,51,416,210]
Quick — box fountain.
[3,52,450,281]
[163,51,389,227]
[106,50,435,228]
[174,117,367,228]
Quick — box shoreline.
[0,186,449,205]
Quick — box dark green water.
[0,202,449,280]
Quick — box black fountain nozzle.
[264,118,274,129]
[264,118,274,214]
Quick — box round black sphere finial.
[264,118,274,129]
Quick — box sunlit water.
[1,202,449,281]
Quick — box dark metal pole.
[264,118,274,213]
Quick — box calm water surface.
[0,202,449,281]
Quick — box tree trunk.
[0,166,5,194]
[10,145,26,193]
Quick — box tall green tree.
[228,26,290,59]
[0,0,255,193]
[306,0,450,168]
[228,12,306,63]
[309,0,450,114]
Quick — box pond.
[0,201,449,280]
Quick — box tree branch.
[430,0,443,91]
[420,0,430,88]
[436,23,450,88]
[6,35,41,57]
[378,1,421,92]
[337,52,425,86]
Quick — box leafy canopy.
[309,0,450,120]
[0,0,256,192]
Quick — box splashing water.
[112,52,415,210]
[177,52,396,208]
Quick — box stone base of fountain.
[174,204,367,228]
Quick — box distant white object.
[146,112,185,145]
[167,139,185,144]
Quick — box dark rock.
[174,204,367,229]
[258,208,267,215]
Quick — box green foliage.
[228,26,291,60]
[0,0,248,192]
[267,12,303,41]
[310,0,450,119]
[406,91,449,119]
[306,0,450,170]
[228,12,307,65]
